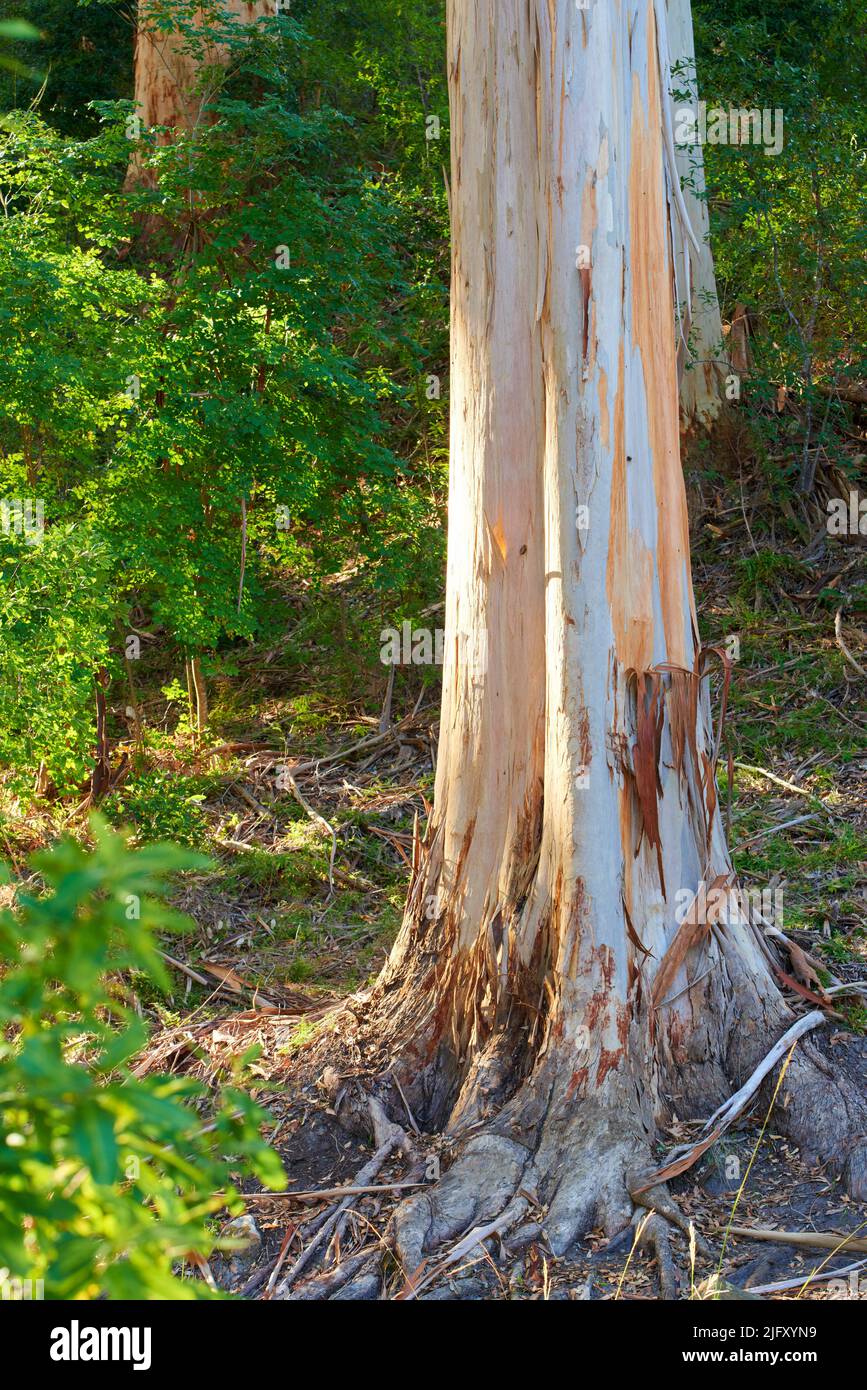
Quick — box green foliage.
[692,0,866,479]
[0,523,116,793]
[0,1,447,792]
[734,547,806,602]
[0,818,285,1299]
[103,770,211,848]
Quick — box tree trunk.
[665,0,727,432]
[315,0,866,1284]
[128,0,272,181]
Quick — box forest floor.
[3,447,865,1299]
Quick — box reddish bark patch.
[566,1067,589,1101]
[627,669,666,896]
[576,705,592,768]
[596,1047,624,1087]
[605,342,654,670]
[628,7,693,666]
[666,1012,689,1065]
[580,267,591,360]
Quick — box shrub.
[0,818,285,1299]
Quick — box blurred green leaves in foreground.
[0,818,285,1298]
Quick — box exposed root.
[628,1170,711,1256]
[633,1212,678,1300]
[393,1133,535,1277]
[386,1093,699,1300]
[281,931,867,1299]
[280,1036,867,1300]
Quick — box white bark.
[382,0,863,1176]
[398,0,744,1100]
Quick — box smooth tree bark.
[317,0,866,1282]
[665,0,727,431]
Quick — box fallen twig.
[733,761,831,807]
[159,950,212,990]
[703,1010,825,1135]
[834,608,866,679]
[726,1225,867,1255]
[633,1011,825,1191]
[245,1180,425,1204]
[283,767,337,896]
[748,1257,867,1296]
[232,782,273,819]
[732,813,817,853]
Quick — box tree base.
[287,981,867,1300]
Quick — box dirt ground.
[205,1079,867,1301]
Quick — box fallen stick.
[732,813,817,853]
[283,768,337,896]
[261,1222,300,1298]
[266,720,415,780]
[825,980,867,997]
[727,1226,867,1255]
[244,1180,426,1204]
[215,836,260,854]
[701,1010,825,1134]
[159,950,212,990]
[748,1257,867,1295]
[835,608,867,679]
[232,782,273,819]
[633,1011,825,1192]
[733,761,831,807]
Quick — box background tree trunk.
[332,0,867,1271]
[129,0,272,182]
[665,0,728,432]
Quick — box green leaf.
[71,1101,118,1185]
[0,21,41,40]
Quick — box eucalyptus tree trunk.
[324,0,866,1279]
[665,0,727,431]
[129,0,272,178]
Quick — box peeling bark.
[306,0,866,1283]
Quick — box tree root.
[627,1171,711,1256]
[634,1213,678,1300]
[282,1061,867,1300]
[382,1099,703,1300]
[282,972,867,1299]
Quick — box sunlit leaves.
[0,819,285,1298]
